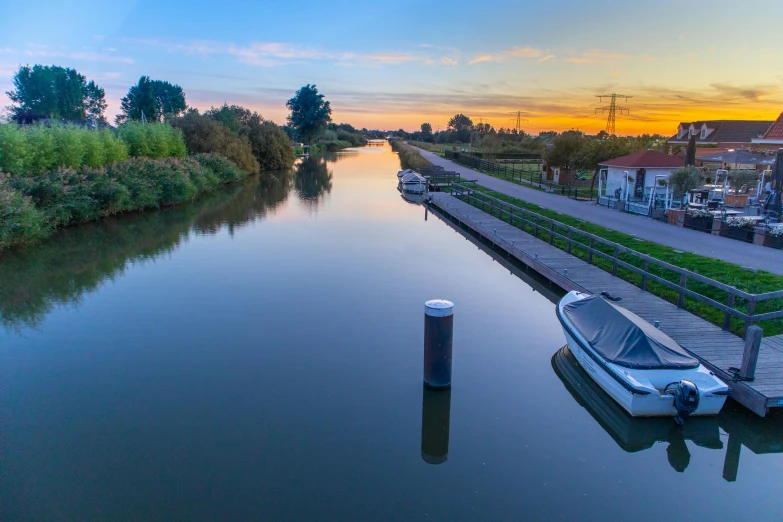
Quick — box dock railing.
[448,183,783,335]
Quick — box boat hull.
[401,182,427,194]
[558,292,728,417]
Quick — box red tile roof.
[599,150,685,168]
[762,112,783,140]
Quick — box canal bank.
[415,146,783,275]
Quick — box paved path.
[429,192,783,416]
[416,148,783,275]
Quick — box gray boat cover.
[562,295,699,370]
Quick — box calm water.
[1,143,782,521]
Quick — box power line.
[595,94,632,135]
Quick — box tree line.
[4,67,372,152]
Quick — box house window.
[700,128,706,139]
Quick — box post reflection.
[421,386,451,465]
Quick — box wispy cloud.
[563,50,630,64]
[469,45,550,65]
[23,44,134,64]
[468,54,504,65]
[504,46,542,58]
[441,57,458,66]
[130,38,438,68]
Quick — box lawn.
[457,183,783,336]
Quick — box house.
[751,111,783,148]
[668,120,773,149]
[597,150,684,215]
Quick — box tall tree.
[286,84,332,145]
[447,114,474,142]
[117,76,187,124]
[545,130,586,170]
[420,122,433,141]
[6,64,107,123]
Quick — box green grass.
[460,185,783,336]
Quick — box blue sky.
[2,0,783,133]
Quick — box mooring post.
[740,325,762,381]
[424,300,454,389]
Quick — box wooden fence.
[450,183,783,334]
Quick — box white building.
[598,150,685,215]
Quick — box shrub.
[245,121,296,171]
[116,122,186,159]
[0,153,249,253]
[170,112,259,174]
[203,105,295,173]
[669,166,704,200]
[335,129,367,147]
[192,153,246,184]
[319,139,353,152]
[0,180,47,249]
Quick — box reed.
[0,154,248,253]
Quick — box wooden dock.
[428,191,783,417]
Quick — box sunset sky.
[2,0,782,135]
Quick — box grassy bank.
[396,144,783,335]
[1,154,248,253]
[390,139,432,170]
[465,186,783,336]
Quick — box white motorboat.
[397,169,416,179]
[399,171,427,194]
[556,291,728,422]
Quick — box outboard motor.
[672,380,699,426]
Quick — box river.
[1,143,782,521]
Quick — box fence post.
[588,238,594,264]
[549,221,555,245]
[534,217,539,238]
[677,274,687,308]
[740,325,763,381]
[744,298,757,336]
[723,293,736,331]
[612,246,619,276]
[567,229,573,254]
[641,260,649,291]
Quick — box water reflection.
[553,346,721,473]
[553,345,783,478]
[0,176,290,330]
[294,155,333,204]
[421,387,451,465]
[718,401,783,481]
